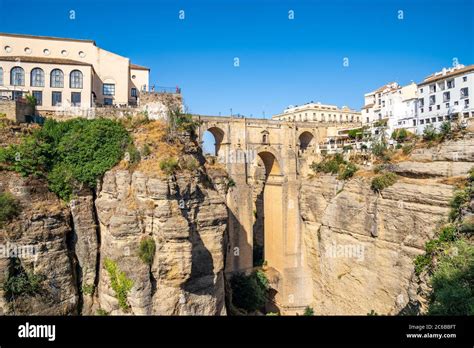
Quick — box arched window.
[10,66,25,86]
[70,70,83,89]
[50,69,64,88]
[0,67,3,85]
[30,68,45,87]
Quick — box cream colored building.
[272,102,361,123]
[0,33,149,111]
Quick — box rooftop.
[0,55,93,66]
[0,32,96,45]
[419,64,474,86]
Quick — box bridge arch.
[202,126,225,156]
[298,131,315,153]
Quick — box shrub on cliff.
[0,192,20,227]
[159,157,179,175]
[3,258,44,300]
[370,172,398,192]
[230,271,268,312]
[138,237,156,266]
[104,259,134,311]
[311,154,358,180]
[0,118,131,201]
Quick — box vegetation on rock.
[138,237,156,266]
[371,172,398,192]
[0,192,21,227]
[311,154,358,180]
[104,259,134,311]
[3,258,44,300]
[230,270,269,313]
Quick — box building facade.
[414,64,474,134]
[272,102,361,123]
[0,33,149,111]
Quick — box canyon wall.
[300,138,473,315]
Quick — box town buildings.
[0,33,150,111]
[272,102,361,124]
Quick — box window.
[446,103,450,108]
[419,98,424,107]
[50,69,64,88]
[103,83,115,96]
[465,99,470,108]
[10,66,25,86]
[463,76,467,82]
[438,81,445,91]
[104,98,113,106]
[32,91,42,106]
[426,118,430,124]
[437,105,440,110]
[262,134,268,143]
[420,119,424,125]
[443,91,450,102]
[131,88,137,97]
[429,107,432,111]
[420,108,424,113]
[438,116,443,122]
[30,68,44,87]
[0,67,3,85]
[429,95,436,105]
[12,91,23,100]
[52,91,62,106]
[420,88,423,93]
[447,79,455,89]
[70,70,83,89]
[71,92,81,106]
[455,101,459,106]
[429,84,436,93]
[460,87,469,98]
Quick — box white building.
[415,64,474,134]
[272,102,361,124]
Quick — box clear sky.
[1,0,473,119]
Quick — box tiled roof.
[0,32,96,45]
[130,63,150,71]
[419,65,474,86]
[0,55,92,66]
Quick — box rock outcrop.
[299,139,474,315]
[94,169,228,315]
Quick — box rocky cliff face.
[93,169,227,315]
[299,139,473,315]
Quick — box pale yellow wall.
[0,59,92,110]
[130,68,149,101]
[0,34,149,107]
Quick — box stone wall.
[0,100,34,123]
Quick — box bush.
[469,167,474,182]
[0,192,20,227]
[138,237,156,266]
[230,271,268,312]
[303,306,314,316]
[414,254,431,275]
[439,121,452,139]
[449,189,469,222]
[371,141,387,158]
[0,118,131,201]
[180,156,199,171]
[438,225,457,242]
[141,143,151,157]
[402,144,414,155]
[338,162,358,180]
[96,308,109,316]
[82,283,95,296]
[371,172,398,192]
[3,258,44,299]
[125,143,141,165]
[423,124,438,141]
[348,128,363,140]
[159,157,179,175]
[391,128,409,142]
[428,239,474,315]
[104,259,134,311]
[311,154,345,174]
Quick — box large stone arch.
[201,125,226,156]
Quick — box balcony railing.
[146,86,181,94]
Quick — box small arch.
[30,67,45,87]
[203,126,225,156]
[50,69,64,88]
[298,131,314,153]
[258,151,281,176]
[10,66,24,86]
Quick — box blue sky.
[0,0,473,119]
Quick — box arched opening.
[202,127,225,156]
[298,131,314,153]
[252,151,282,268]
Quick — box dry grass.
[437,176,468,189]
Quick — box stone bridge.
[194,115,360,313]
